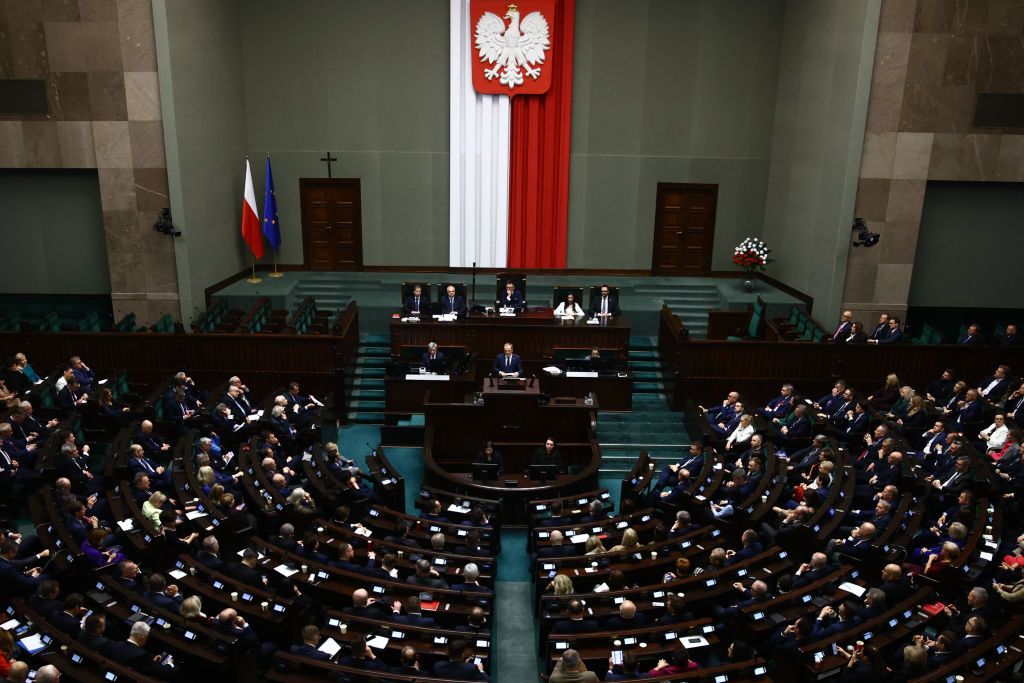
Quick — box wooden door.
[300,178,363,270]
[651,183,717,275]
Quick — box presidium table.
[386,310,634,413]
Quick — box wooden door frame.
[652,182,718,275]
[299,177,364,270]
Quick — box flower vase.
[742,270,758,293]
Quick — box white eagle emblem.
[475,4,550,90]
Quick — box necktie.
[450,298,454,309]
[142,459,154,472]
[506,356,511,369]
[415,297,419,309]
[602,297,608,315]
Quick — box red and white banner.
[450,0,572,269]
[471,1,555,97]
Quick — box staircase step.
[353,367,385,378]
[628,351,660,360]
[362,333,391,344]
[350,400,385,409]
[359,346,391,357]
[347,411,386,424]
[634,381,665,392]
[352,389,385,398]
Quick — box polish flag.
[240,158,263,259]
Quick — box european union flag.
[262,155,281,251]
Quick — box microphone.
[366,442,376,457]
[529,375,536,388]
[489,375,495,387]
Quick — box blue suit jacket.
[440,295,466,315]
[498,289,524,310]
[878,328,903,344]
[404,294,430,315]
[956,400,982,425]
[493,353,523,375]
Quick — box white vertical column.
[450,0,510,268]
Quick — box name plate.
[566,371,599,378]
[404,374,450,381]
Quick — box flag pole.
[269,251,283,278]
[247,259,261,284]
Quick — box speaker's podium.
[422,378,601,524]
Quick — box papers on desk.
[168,569,187,580]
[586,318,600,325]
[309,395,324,407]
[274,565,300,578]
[432,314,458,322]
[0,619,19,631]
[569,534,589,544]
[448,504,471,514]
[366,635,390,650]
[17,634,46,654]
[185,510,207,521]
[979,551,994,561]
[838,582,866,597]
[116,519,134,531]
[405,373,450,381]
[679,635,709,649]
[237,549,264,559]
[246,411,263,423]
[354,526,372,537]
[98,379,108,385]
[543,366,563,375]
[566,371,598,378]
[593,583,609,593]
[318,637,342,658]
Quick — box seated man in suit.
[56,378,88,416]
[499,280,524,311]
[653,443,706,492]
[1000,323,1022,347]
[589,284,620,318]
[441,284,467,315]
[289,624,331,661]
[758,383,795,420]
[958,323,982,345]
[552,599,598,633]
[537,530,575,558]
[134,420,171,458]
[77,613,115,657]
[403,284,429,316]
[978,365,1012,405]
[434,639,490,681]
[68,356,96,393]
[534,438,560,467]
[868,316,903,344]
[391,595,438,626]
[143,573,183,611]
[422,341,445,370]
[725,529,764,565]
[493,342,523,378]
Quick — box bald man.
[603,599,647,630]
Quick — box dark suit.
[589,295,620,318]
[979,375,1010,402]
[957,334,980,345]
[196,550,224,570]
[493,353,523,375]
[843,332,868,344]
[422,350,445,368]
[498,289,524,311]
[433,660,489,681]
[877,327,903,344]
[106,640,174,676]
[392,611,437,627]
[77,631,116,657]
[1000,333,1022,347]
[145,590,183,611]
[831,320,852,341]
[441,295,467,315]
[225,561,264,587]
[551,619,598,634]
[289,642,331,661]
[404,294,430,315]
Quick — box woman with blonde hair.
[584,535,606,555]
[197,465,216,494]
[725,414,754,451]
[898,395,929,432]
[180,595,207,622]
[609,527,641,553]
[867,373,900,411]
[142,491,167,528]
[546,574,574,595]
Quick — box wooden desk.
[384,373,476,412]
[541,371,633,410]
[390,311,630,362]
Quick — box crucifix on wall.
[320,151,338,178]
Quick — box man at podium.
[493,342,523,378]
[422,342,444,368]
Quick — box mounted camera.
[153,208,181,237]
[851,217,879,247]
